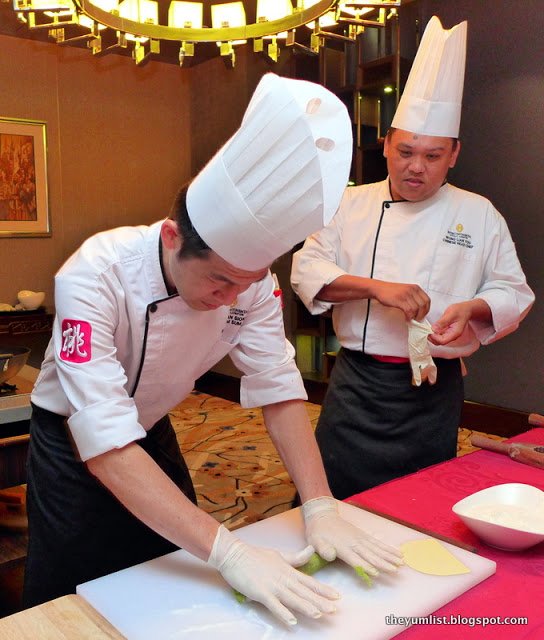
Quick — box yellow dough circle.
[400,539,471,576]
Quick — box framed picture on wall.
[0,117,50,237]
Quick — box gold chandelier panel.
[11,0,401,66]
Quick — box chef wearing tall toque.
[24,72,403,625]
[187,72,351,271]
[291,17,534,501]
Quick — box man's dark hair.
[169,183,211,260]
[387,127,458,151]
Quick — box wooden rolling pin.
[528,413,544,427]
[470,435,544,470]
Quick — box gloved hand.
[207,524,340,626]
[302,497,404,576]
[407,318,437,386]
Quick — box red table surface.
[348,428,544,639]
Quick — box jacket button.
[149,303,158,313]
[385,202,390,209]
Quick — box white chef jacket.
[32,221,306,461]
[291,180,534,359]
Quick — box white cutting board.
[77,502,496,639]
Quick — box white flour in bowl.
[464,503,544,533]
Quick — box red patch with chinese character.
[59,319,92,363]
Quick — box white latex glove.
[407,318,437,386]
[302,497,404,576]
[207,524,340,626]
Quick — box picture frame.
[0,117,50,237]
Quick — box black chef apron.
[315,348,464,500]
[23,404,197,608]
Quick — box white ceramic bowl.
[17,290,45,310]
[452,483,544,551]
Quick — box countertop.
[0,594,125,639]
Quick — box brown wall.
[0,32,296,379]
[0,34,191,308]
[189,46,295,175]
[0,34,291,311]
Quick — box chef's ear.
[161,219,183,252]
[448,139,461,168]
[383,133,391,159]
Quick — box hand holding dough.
[407,319,437,386]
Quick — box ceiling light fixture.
[10,0,401,67]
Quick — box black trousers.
[23,405,197,608]
[315,349,464,500]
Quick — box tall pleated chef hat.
[186,72,352,271]
[391,16,467,138]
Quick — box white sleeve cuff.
[68,398,146,461]
[240,361,307,408]
[472,289,532,345]
[292,262,346,315]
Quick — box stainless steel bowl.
[0,347,31,385]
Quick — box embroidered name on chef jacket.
[442,224,474,249]
[60,319,92,363]
[226,306,247,327]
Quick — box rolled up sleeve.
[51,269,147,460]
[470,214,534,345]
[240,354,307,408]
[68,398,146,461]
[291,210,347,315]
[229,277,307,408]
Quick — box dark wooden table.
[0,528,27,571]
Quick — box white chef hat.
[186,72,352,271]
[391,16,467,138]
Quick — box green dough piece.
[301,554,373,586]
[233,589,246,603]
[299,552,331,575]
[233,553,329,604]
[354,565,373,586]
[232,554,372,603]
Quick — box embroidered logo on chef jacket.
[442,226,474,249]
[60,319,92,363]
[221,306,248,344]
[226,306,247,327]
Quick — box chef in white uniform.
[24,73,402,626]
[291,18,534,500]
